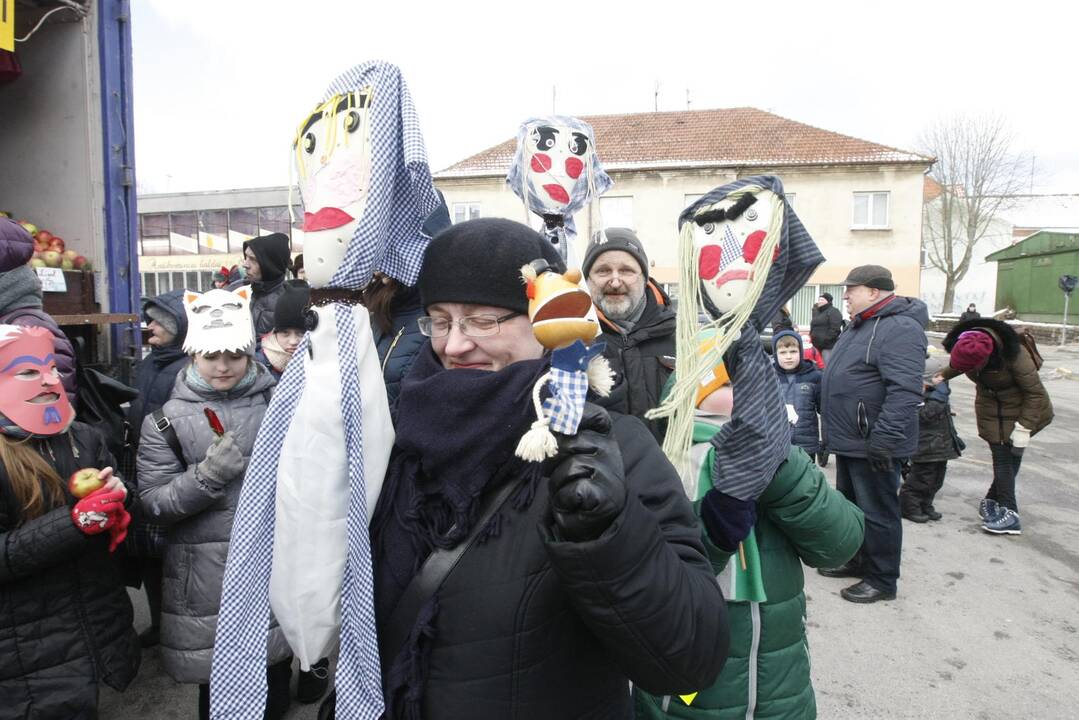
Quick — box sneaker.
[983,508,1021,535]
[978,498,998,521]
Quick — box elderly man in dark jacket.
[583,227,676,442]
[809,292,843,363]
[237,232,292,336]
[819,265,928,603]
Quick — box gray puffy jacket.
[136,363,290,683]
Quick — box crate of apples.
[22,222,93,271]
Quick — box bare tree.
[919,115,1027,312]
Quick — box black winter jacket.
[914,383,964,463]
[821,295,928,459]
[373,286,425,417]
[127,290,190,435]
[809,302,843,351]
[0,423,140,718]
[375,414,729,719]
[595,284,676,442]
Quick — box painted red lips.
[303,207,355,232]
[543,184,570,204]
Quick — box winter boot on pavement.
[923,503,942,521]
[900,493,929,523]
[978,497,999,522]
[983,507,1022,535]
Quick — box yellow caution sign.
[1,0,14,53]
[679,692,698,706]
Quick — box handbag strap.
[382,477,522,663]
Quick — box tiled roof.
[437,107,933,178]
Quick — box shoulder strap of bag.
[382,477,523,663]
[151,408,187,470]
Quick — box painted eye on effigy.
[568,132,589,156]
[303,133,316,154]
[344,110,361,133]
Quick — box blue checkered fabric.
[211,61,437,720]
[543,367,589,435]
[505,115,612,244]
[721,224,743,273]
[683,176,825,502]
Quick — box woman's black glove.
[545,403,627,542]
[699,488,757,552]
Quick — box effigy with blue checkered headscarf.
[506,115,612,253]
[682,176,824,500]
[210,61,438,720]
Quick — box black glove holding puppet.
[545,403,627,542]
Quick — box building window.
[852,192,889,229]
[198,210,229,254]
[599,196,633,230]
[259,206,292,238]
[140,213,170,256]
[169,212,199,254]
[229,208,258,253]
[452,202,480,224]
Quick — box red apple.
[73,255,90,270]
[37,230,54,244]
[34,240,50,253]
[42,250,62,268]
[69,468,105,498]
[48,237,65,253]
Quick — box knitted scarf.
[371,347,548,719]
[184,360,259,399]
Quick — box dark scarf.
[372,346,548,719]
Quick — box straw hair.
[645,185,783,477]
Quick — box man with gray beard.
[584,228,676,441]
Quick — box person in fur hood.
[938,318,1053,535]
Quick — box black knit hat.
[581,227,649,280]
[821,292,834,303]
[273,280,311,330]
[418,218,564,314]
[243,233,292,282]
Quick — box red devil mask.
[0,325,74,436]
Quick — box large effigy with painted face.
[506,115,612,266]
[211,61,438,720]
[648,175,823,519]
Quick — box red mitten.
[108,507,133,552]
[71,488,126,536]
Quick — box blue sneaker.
[978,498,998,521]
[983,508,1021,535]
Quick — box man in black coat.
[819,265,928,603]
[810,292,844,363]
[583,228,676,442]
[238,232,292,336]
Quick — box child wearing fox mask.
[0,324,138,718]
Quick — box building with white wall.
[434,107,932,325]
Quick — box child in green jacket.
[635,369,865,720]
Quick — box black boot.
[297,657,330,704]
[924,503,942,521]
[900,494,929,523]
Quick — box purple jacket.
[0,307,78,403]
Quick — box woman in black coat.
[346,219,728,720]
[0,325,140,719]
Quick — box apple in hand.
[69,468,105,498]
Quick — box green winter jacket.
[636,421,865,720]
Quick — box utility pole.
[654,80,659,112]
[686,88,691,110]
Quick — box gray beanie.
[582,227,649,280]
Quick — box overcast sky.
[132,0,1079,196]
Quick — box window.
[599,196,633,230]
[452,202,480,224]
[141,273,157,297]
[259,206,292,237]
[852,192,889,229]
[140,213,170,256]
[229,208,258,252]
[198,210,229,254]
[169,212,198,254]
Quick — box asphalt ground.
[101,343,1079,719]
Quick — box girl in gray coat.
[137,287,293,720]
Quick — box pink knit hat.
[950,330,994,372]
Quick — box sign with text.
[36,267,68,293]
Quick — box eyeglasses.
[417,311,520,338]
[590,267,640,280]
